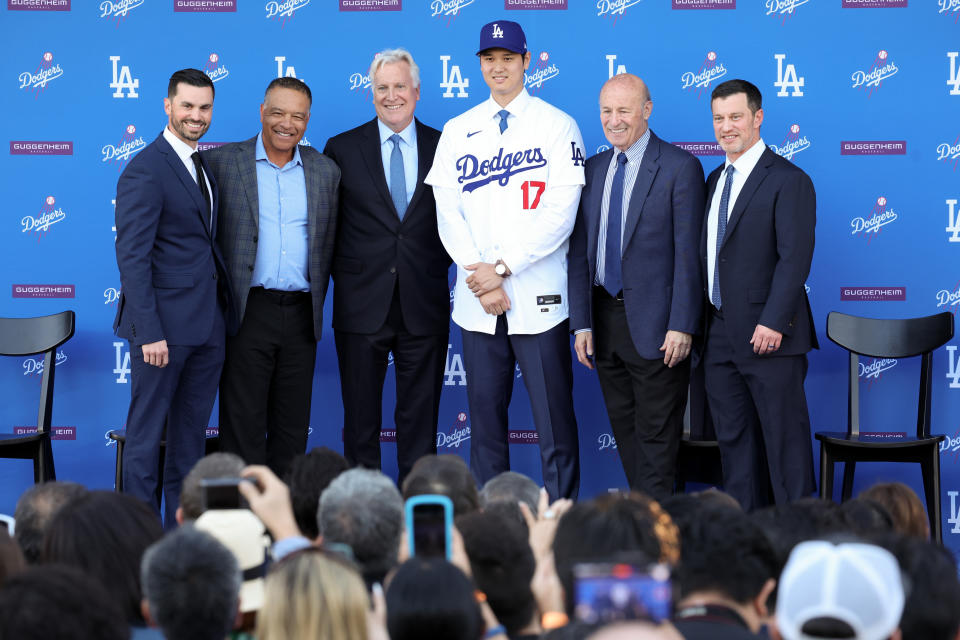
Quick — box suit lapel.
[721,148,773,249]
[302,146,322,256]
[621,133,661,254]
[157,134,211,237]
[585,149,612,270]
[404,119,431,220]
[198,153,217,236]
[358,119,400,225]
[236,137,260,229]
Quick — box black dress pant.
[219,287,316,479]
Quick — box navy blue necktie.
[603,152,628,297]
[389,134,407,220]
[498,110,510,134]
[711,165,735,308]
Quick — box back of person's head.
[0,565,128,640]
[13,480,87,564]
[141,525,241,640]
[286,446,350,539]
[840,497,895,537]
[386,557,484,640]
[318,468,403,585]
[751,498,855,571]
[586,621,684,640]
[43,490,163,625]
[0,527,25,588]
[775,540,904,640]
[257,548,368,640]
[890,536,960,640]
[178,452,246,522]
[860,482,929,539]
[480,471,540,527]
[457,510,537,636]
[670,504,777,605]
[402,454,480,516]
[553,492,680,615]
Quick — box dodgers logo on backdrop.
[949,52,960,95]
[606,54,627,79]
[769,123,810,160]
[766,0,808,20]
[102,124,146,172]
[597,144,611,153]
[275,56,300,79]
[266,0,309,26]
[109,56,139,98]
[22,350,67,377]
[597,0,644,22]
[774,54,804,97]
[858,358,897,387]
[936,281,960,312]
[597,432,618,451]
[940,429,960,462]
[444,344,466,386]
[99,0,144,23]
[942,1,960,20]
[431,0,474,22]
[104,286,121,306]
[440,56,469,98]
[457,147,547,193]
[851,49,898,96]
[113,341,131,383]
[349,70,371,94]
[203,53,229,83]
[938,135,960,170]
[437,412,471,449]
[22,196,66,240]
[947,199,960,242]
[850,196,898,241]
[19,52,63,98]
[525,52,560,94]
[681,51,727,98]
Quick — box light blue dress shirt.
[251,133,310,292]
[378,119,418,210]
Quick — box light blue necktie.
[603,152,628,297]
[498,110,510,134]
[389,133,407,220]
[711,164,735,308]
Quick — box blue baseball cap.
[476,20,527,56]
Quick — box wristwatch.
[495,260,509,277]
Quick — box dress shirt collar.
[481,88,532,123]
[255,131,303,168]
[616,128,651,165]
[378,118,417,147]
[162,126,199,166]
[724,137,765,178]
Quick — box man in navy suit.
[701,79,818,510]
[323,49,450,484]
[114,69,229,525]
[569,73,705,500]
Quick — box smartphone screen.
[200,478,249,511]
[412,502,448,558]
[573,562,672,625]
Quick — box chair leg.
[115,439,125,492]
[819,443,834,501]
[841,461,856,501]
[921,447,943,544]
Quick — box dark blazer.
[203,137,340,341]
[114,132,229,346]
[700,147,818,358]
[323,118,450,336]
[569,131,706,359]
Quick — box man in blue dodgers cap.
[426,20,586,500]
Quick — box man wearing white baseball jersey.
[425,19,586,500]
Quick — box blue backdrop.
[2,0,959,549]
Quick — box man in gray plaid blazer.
[203,77,339,478]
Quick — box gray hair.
[14,481,87,564]
[179,452,246,521]
[141,525,240,640]
[480,471,540,528]
[369,48,421,89]
[318,469,403,584]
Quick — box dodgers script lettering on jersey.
[457,146,547,192]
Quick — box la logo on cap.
[492,23,504,38]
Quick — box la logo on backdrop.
[681,51,727,99]
[850,196,898,242]
[949,51,960,95]
[947,199,960,242]
[102,124,146,172]
[21,196,67,241]
[851,49,898,97]
[18,51,63,99]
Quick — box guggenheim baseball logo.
[12,285,75,299]
[203,54,229,83]
[674,141,723,156]
[841,140,906,156]
[22,196,66,240]
[851,50,898,96]
[19,52,63,98]
[10,141,73,156]
[102,124,146,171]
[339,0,400,10]
[266,0,309,26]
[681,51,727,98]
[769,124,810,160]
[525,52,559,93]
[850,196,897,241]
[8,0,71,9]
[174,0,237,11]
[506,0,567,8]
[840,287,905,301]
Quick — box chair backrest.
[826,311,954,438]
[0,311,75,433]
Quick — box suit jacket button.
[213,273,218,280]
[253,236,258,243]
[248,265,254,272]
[390,267,396,274]
[398,233,404,240]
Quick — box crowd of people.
[0,448,957,640]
